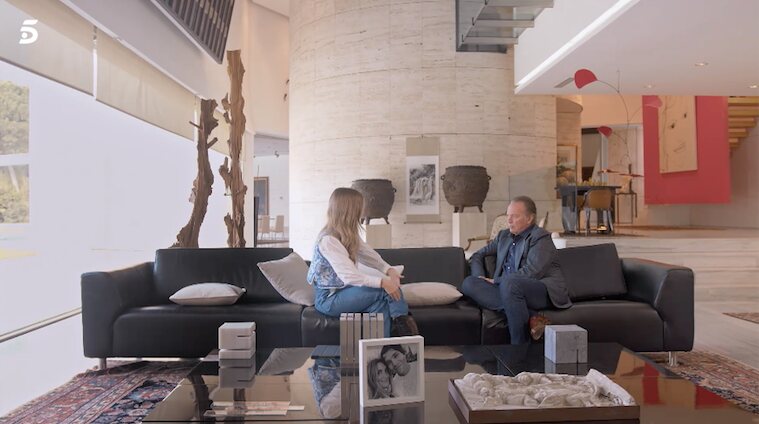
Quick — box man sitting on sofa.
[461,196,572,344]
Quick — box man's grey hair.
[511,195,537,218]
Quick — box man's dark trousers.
[461,275,550,344]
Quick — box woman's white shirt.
[318,235,402,289]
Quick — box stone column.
[289,0,557,257]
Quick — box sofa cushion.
[557,244,627,301]
[299,299,481,346]
[153,248,293,303]
[376,247,467,288]
[410,300,481,345]
[481,299,662,352]
[542,300,664,352]
[113,303,303,357]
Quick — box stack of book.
[340,312,383,369]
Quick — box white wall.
[252,154,289,227]
[690,127,759,228]
[246,3,289,135]
[581,94,643,127]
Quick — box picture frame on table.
[358,336,425,407]
[361,401,425,424]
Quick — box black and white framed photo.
[358,336,425,407]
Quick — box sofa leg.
[99,358,108,370]
[668,351,678,367]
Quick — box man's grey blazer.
[469,226,572,309]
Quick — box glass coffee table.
[143,343,757,423]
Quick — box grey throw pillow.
[169,283,246,305]
[257,252,315,306]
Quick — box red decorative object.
[573,68,598,89]
[643,96,663,109]
[598,126,613,138]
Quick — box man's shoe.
[529,314,550,341]
[391,315,420,337]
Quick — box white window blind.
[0,0,93,94]
[96,33,196,140]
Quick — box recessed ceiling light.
[694,62,709,67]
[644,84,654,89]
[750,84,759,89]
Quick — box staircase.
[728,96,759,151]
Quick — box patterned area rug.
[647,350,759,414]
[724,312,759,325]
[0,360,196,424]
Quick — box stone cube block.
[544,324,588,364]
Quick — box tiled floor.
[694,300,759,370]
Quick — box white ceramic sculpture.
[454,369,636,410]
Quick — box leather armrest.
[81,262,155,358]
[621,258,694,351]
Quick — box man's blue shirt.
[501,224,535,279]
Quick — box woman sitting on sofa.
[307,187,419,337]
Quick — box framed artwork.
[405,136,440,223]
[359,336,425,407]
[556,145,578,186]
[406,155,439,215]
[254,177,269,215]
[658,96,698,173]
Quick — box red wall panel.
[642,96,730,204]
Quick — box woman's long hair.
[321,188,364,262]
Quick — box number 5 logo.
[19,19,39,45]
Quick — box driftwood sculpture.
[220,50,247,247]
[172,98,219,248]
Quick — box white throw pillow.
[169,283,246,306]
[401,282,463,306]
[257,252,315,306]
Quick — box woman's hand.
[386,267,404,280]
[381,275,402,301]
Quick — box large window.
[0,81,30,223]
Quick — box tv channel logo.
[19,19,39,45]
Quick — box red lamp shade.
[598,126,613,138]
[643,96,663,108]
[574,69,598,89]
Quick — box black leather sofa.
[81,244,693,362]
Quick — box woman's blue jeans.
[315,286,409,337]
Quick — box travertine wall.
[289,0,558,257]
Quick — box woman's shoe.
[529,314,550,341]
[391,315,420,337]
